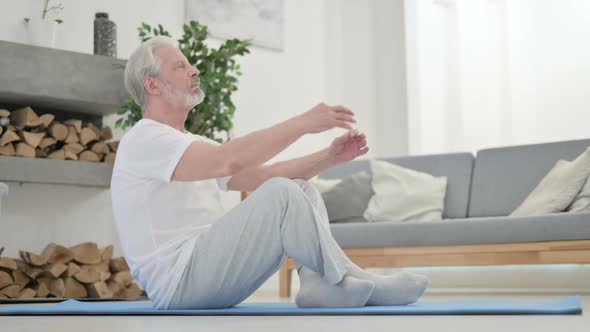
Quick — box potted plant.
[116,21,251,143]
[24,0,64,48]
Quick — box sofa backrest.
[319,153,474,219]
[468,139,590,217]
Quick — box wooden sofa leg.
[279,263,292,298]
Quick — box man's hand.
[296,103,356,134]
[327,130,369,165]
[227,130,368,192]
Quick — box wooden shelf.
[0,41,127,116]
[0,156,113,188]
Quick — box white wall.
[506,0,590,145]
[406,0,590,155]
[229,0,408,162]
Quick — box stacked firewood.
[0,107,118,162]
[0,243,145,299]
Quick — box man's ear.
[144,77,161,96]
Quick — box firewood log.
[39,113,55,128]
[38,137,57,149]
[35,148,48,158]
[64,119,82,134]
[104,152,116,163]
[73,265,100,284]
[99,272,111,281]
[101,245,114,261]
[64,126,80,144]
[63,143,84,155]
[11,270,31,288]
[19,250,48,266]
[47,278,65,298]
[100,127,113,140]
[85,281,112,299]
[0,129,20,146]
[37,277,65,298]
[18,131,45,148]
[16,260,43,279]
[111,271,132,286]
[65,262,80,278]
[15,142,35,158]
[0,257,17,270]
[10,107,41,129]
[70,242,101,265]
[90,142,109,155]
[64,150,78,160]
[0,270,13,289]
[32,281,49,297]
[88,259,110,274]
[109,257,130,272]
[47,149,66,160]
[63,277,87,298]
[79,150,100,162]
[124,283,143,298]
[48,122,68,141]
[0,284,23,298]
[0,143,15,156]
[85,122,101,138]
[42,243,74,265]
[43,263,68,278]
[106,280,124,297]
[79,127,99,146]
[18,288,36,299]
[108,141,119,152]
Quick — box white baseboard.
[253,265,590,298]
[424,288,590,295]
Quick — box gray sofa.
[322,138,590,248]
[278,138,590,296]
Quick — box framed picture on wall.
[185,0,285,51]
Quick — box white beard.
[162,80,205,110]
[186,88,205,109]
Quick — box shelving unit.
[0,40,127,115]
[0,41,126,187]
[0,156,113,187]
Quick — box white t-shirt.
[111,118,231,309]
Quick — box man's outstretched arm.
[227,130,368,192]
[172,103,355,182]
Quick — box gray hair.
[124,36,177,107]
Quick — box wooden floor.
[0,293,587,332]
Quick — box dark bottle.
[94,12,117,57]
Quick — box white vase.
[27,18,58,48]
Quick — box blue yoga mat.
[0,296,581,316]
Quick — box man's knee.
[255,177,314,213]
[260,177,323,203]
[291,178,309,187]
[259,177,301,195]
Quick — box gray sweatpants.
[167,177,355,309]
